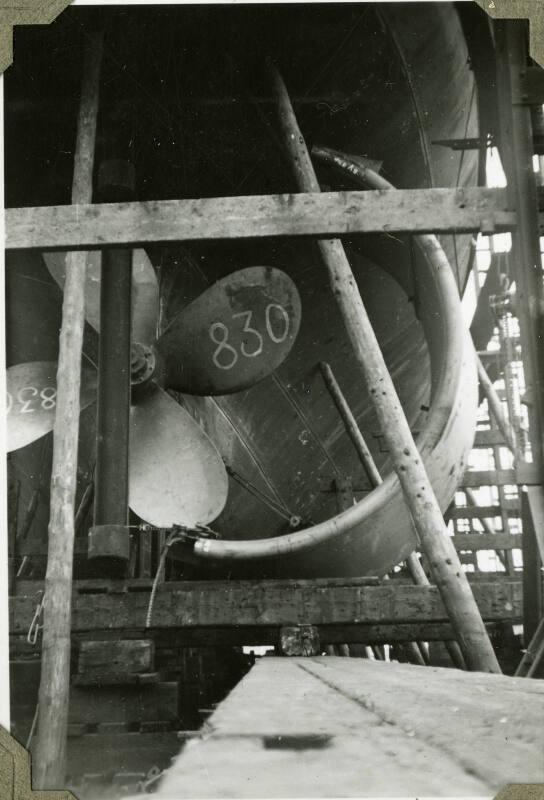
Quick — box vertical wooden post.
[494,20,544,647]
[494,22,544,473]
[33,33,103,789]
[269,62,500,673]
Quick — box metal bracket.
[432,136,494,151]
[512,66,544,106]
[515,464,543,486]
[373,431,421,453]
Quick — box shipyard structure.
[5,2,544,796]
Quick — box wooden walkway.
[150,657,544,797]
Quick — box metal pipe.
[93,162,134,529]
[319,362,382,487]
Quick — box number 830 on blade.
[156,267,302,396]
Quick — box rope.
[27,591,44,646]
[144,524,220,627]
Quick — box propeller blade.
[44,249,159,344]
[6,361,97,452]
[128,385,228,527]
[157,266,301,395]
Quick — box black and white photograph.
[2,0,544,797]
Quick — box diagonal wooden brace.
[267,61,500,674]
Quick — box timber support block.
[280,625,320,656]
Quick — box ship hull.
[5,3,479,579]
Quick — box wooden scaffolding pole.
[33,33,103,789]
[494,21,544,644]
[268,62,500,674]
[475,353,520,460]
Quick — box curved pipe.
[194,149,469,562]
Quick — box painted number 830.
[210,304,290,371]
[6,386,57,415]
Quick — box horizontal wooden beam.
[461,469,518,487]
[451,533,522,551]
[5,187,515,251]
[11,576,381,598]
[462,466,542,487]
[447,503,520,520]
[477,342,521,360]
[7,620,510,650]
[474,429,508,448]
[9,578,522,635]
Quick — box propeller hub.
[131,342,156,386]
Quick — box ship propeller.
[7,253,301,528]
[6,361,97,453]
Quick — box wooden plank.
[7,620,513,651]
[5,187,514,251]
[461,469,517,487]
[11,576,380,597]
[72,672,159,687]
[465,572,523,582]
[153,658,544,798]
[9,579,523,634]
[477,341,521,359]
[447,504,520,520]
[451,533,522,551]
[77,639,154,675]
[150,621,503,647]
[474,429,508,447]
